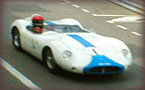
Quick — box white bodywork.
[11,15,132,74]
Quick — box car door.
[21,27,41,56]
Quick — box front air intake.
[89,66,121,73]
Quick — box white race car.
[11,14,132,75]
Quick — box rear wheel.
[43,48,60,73]
[12,28,22,51]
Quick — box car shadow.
[21,50,125,82]
[19,45,143,85]
[52,64,143,88]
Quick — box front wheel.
[12,28,22,51]
[43,48,60,73]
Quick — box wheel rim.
[14,34,20,47]
[46,54,55,69]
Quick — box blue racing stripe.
[83,55,125,74]
[68,34,94,47]
[45,21,56,25]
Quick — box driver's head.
[32,15,44,28]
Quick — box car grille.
[89,66,121,73]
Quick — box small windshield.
[43,25,88,33]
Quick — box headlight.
[63,50,72,58]
[122,49,129,57]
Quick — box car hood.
[42,32,131,66]
[59,32,132,65]
[60,33,117,55]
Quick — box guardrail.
[109,0,145,15]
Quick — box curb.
[109,0,145,15]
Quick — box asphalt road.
[1,0,144,90]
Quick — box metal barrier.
[109,0,145,15]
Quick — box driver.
[31,15,44,33]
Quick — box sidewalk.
[109,0,145,15]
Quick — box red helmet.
[32,15,44,27]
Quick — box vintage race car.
[11,14,132,74]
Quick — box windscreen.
[43,25,88,33]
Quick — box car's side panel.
[11,19,44,60]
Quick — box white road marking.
[0,58,41,90]
[81,9,90,13]
[106,20,114,24]
[92,14,126,17]
[107,16,143,23]
[92,14,97,16]
[131,32,142,36]
[72,4,80,8]
[117,25,128,30]
[64,0,72,4]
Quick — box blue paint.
[45,21,56,25]
[68,34,94,47]
[83,55,125,74]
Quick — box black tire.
[43,48,60,73]
[12,28,22,51]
